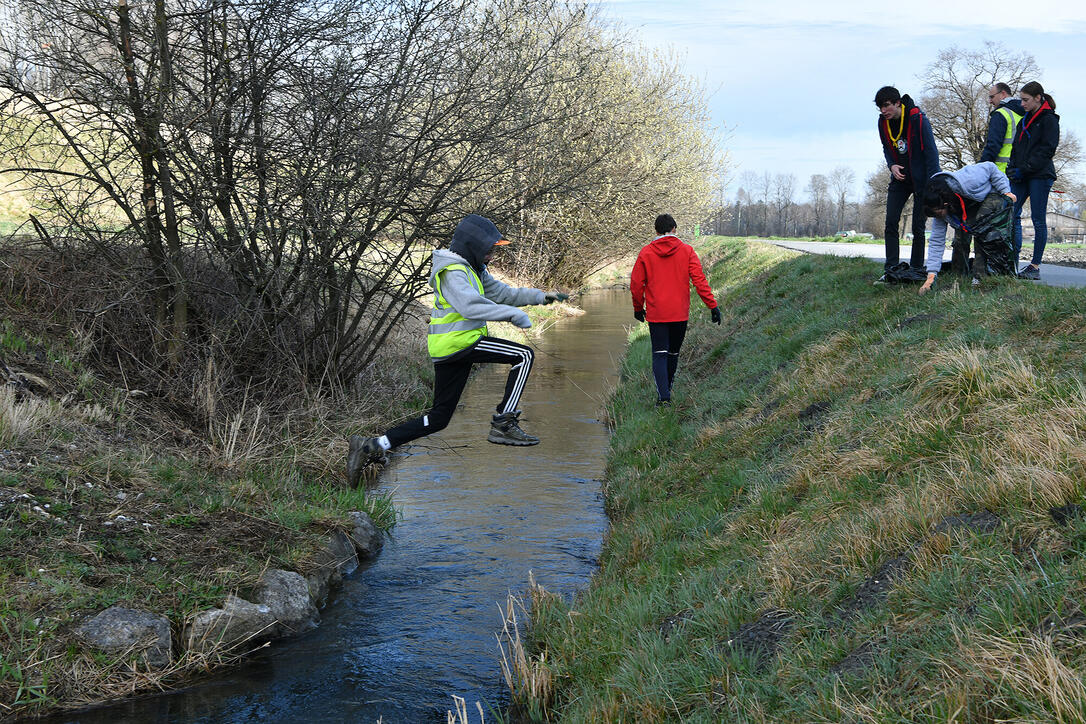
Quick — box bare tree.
[806,174,829,236]
[1,0,722,388]
[919,42,1039,169]
[772,173,795,236]
[829,166,855,233]
[860,164,890,236]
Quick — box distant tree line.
[703,167,860,238]
[0,0,721,388]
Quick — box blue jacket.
[979,98,1024,164]
[925,162,1012,273]
[878,94,940,191]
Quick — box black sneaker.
[1017,265,1041,280]
[488,411,539,446]
[347,435,384,485]
[656,399,671,408]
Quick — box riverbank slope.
[525,237,1086,721]
[0,243,570,720]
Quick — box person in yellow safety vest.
[980,82,1024,172]
[346,214,568,485]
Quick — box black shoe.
[656,399,671,408]
[347,435,384,485]
[488,411,540,446]
[1017,265,1041,280]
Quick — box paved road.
[767,240,1086,289]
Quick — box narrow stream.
[57,289,630,723]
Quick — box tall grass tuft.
[948,628,1086,723]
[919,344,1039,408]
[497,574,553,720]
[0,385,55,444]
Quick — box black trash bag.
[882,261,928,284]
[970,196,1015,276]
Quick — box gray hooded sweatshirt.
[925,162,1012,274]
[428,215,545,359]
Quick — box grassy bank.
[0,241,569,719]
[520,237,1086,721]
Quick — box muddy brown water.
[52,289,631,724]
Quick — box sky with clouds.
[597,0,1086,201]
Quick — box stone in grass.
[897,313,943,329]
[349,510,384,559]
[1037,604,1086,645]
[185,595,277,654]
[253,569,320,637]
[798,401,831,422]
[838,553,913,619]
[1049,504,1084,527]
[719,609,793,672]
[75,606,172,668]
[658,609,695,643]
[932,511,1002,536]
[831,640,881,676]
[306,531,357,607]
[325,530,359,576]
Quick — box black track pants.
[385,336,534,448]
[648,320,687,402]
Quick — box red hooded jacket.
[630,235,717,323]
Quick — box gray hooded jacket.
[428,215,545,357]
[925,162,1011,273]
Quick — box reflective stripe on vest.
[427,263,487,360]
[994,106,1023,172]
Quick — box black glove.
[710,307,722,325]
[1006,167,1023,183]
[543,292,569,304]
[633,309,645,323]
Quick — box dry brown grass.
[944,627,1086,723]
[0,385,57,444]
[497,574,554,719]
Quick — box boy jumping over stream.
[630,214,720,406]
[347,214,567,485]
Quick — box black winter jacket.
[878,94,940,191]
[1008,104,1060,181]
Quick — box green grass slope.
[524,238,1086,722]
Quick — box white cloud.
[601,0,1086,35]
[600,0,1086,201]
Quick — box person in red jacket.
[630,214,720,406]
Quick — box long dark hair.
[922,176,956,217]
[1020,81,1056,111]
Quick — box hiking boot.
[1017,265,1041,280]
[347,435,384,485]
[656,399,671,408]
[488,411,539,446]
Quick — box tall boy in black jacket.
[875,86,940,280]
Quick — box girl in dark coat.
[1007,81,1060,280]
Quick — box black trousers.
[950,192,1011,278]
[648,320,688,401]
[884,181,927,269]
[385,336,534,448]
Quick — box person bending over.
[919,162,1017,295]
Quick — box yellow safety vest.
[994,106,1023,172]
[427,263,487,360]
